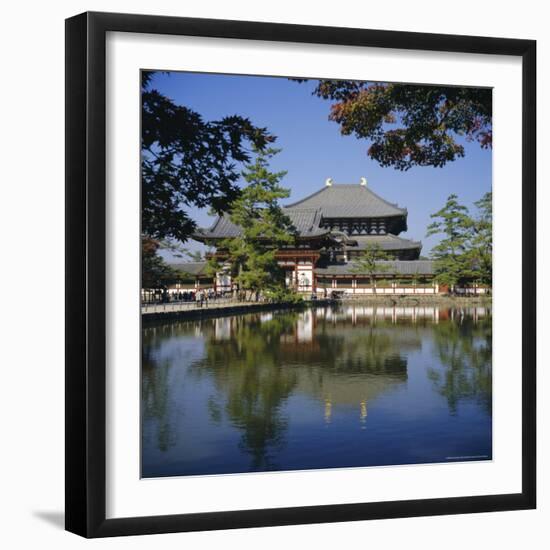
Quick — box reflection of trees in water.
[191,312,413,469]
[142,332,177,452]
[142,323,202,453]
[142,308,491,469]
[192,314,299,470]
[428,312,492,415]
[142,360,177,452]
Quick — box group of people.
[193,288,220,307]
[144,287,337,306]
[144,288,228,305]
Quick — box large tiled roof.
[169,261,208,276]
[285,184,407,218]
[195,183,410,241]
[315,260,434,276]
[195,208,331,240]
[195,215,241,239]
[284,208,328,237]
[348,234,421,251]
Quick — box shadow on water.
[142,304,492,476]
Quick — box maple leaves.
[304,80,492,170]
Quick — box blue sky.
[148,71,491,259]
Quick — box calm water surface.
[142,305,492,477]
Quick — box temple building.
[170,178,440,295]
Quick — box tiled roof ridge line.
[361,185,407,214]
[284,185,331,208]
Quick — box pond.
[141,304,492,477]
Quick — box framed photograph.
[65,11,536,537]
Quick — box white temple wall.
[296,262,314,292]
[315,286,438,295]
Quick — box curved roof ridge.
[285,183,407,218]
[361,186,407,214]
[284,186,330,208]
[348,234,422,251]
[205,214,225,232]
[283,206,320,212]
[195,207,331,239]
[352,233,418,241]
[385,233,421,244]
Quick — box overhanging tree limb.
[295,79,492,170]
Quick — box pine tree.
[186,250,204,262]
[427,194,473,289]
[219,148,298,301]
[469,192,493,287]
[350,244,391,294]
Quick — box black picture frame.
[65,11,536,538]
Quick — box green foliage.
[299,80,491,170]
[469,192,493,286]
[264,286,304,304]
[427,194,472,286]
[220,148,298,300]
[186,249,204,262]
[204,255,223,280]
[156,239,204,262]
[141,237,176,289]
[350,244,391,292]
[141,70,273,243]
[427,193,493,288]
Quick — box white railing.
[141,297,237,315]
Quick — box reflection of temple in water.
[142,305,492,475]
[323,305,490,326]
[208,307,421,425]
[208,306,491,425]
[298,365,407,425]
[144,306,489,438]
[209,306,490,342]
